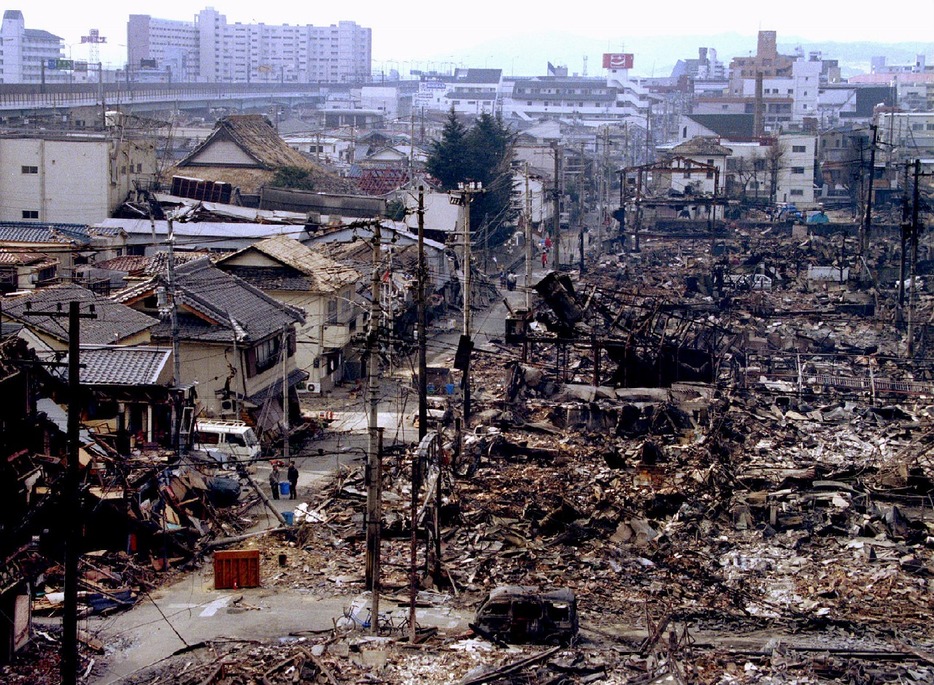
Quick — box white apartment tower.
[128,8,370,84]
[0,10,66,84]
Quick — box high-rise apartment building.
[0,10,66,84]
[127,8,371,84]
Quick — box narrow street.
[88,273,527,684]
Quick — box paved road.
[89,278,535,684]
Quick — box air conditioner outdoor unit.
[296,381,321,394]
[220,399,234,411]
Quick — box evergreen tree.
[426,107,468,189]
[464,113,518,245]
[426,109,517,247]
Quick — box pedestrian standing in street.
[269,465,281,500]
[287,461,299,500]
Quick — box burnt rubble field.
[7,227,934,684]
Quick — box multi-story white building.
[440,68,503,115]
[498,56,652,123]
[127,8,370,84]
[775,133,817,206]
[0,10,66,84]
[0,133,157,224]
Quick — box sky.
[26,1,934,76]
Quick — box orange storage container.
[213,549,260,589]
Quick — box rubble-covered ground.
[8,226,934,684]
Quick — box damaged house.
[112,256,307,435]
[214,235,362,393]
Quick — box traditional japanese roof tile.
[113,256,304,344]
[0,250,57,266]
[215,235,361,293]
[2,284,158,345]
[0,222,91,245]
[179,114,317,170]
[59,346,172,386]
[170,115,359,195]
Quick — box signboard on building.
[602,53,634,70]
[46,59,74,71]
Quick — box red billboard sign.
[603,53,634,70]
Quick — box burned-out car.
[473,586,579,644]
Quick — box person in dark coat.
[269,466,281,500]
[287,461,299,500]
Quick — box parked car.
[473,586,579,645]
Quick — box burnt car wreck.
[473,586,579,645]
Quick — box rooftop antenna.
[583,55,588,76]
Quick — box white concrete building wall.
[776,133,817,207]
[361,86,400,119]
[134,8,369,83]
[0,11,65,84]
[1,11,25,83]
[791,59,821,121]
[669,155,728,196]
[0,137,156,224]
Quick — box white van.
[192,420,261,467]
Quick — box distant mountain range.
[433,32,934,80]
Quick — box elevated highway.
[0,82,344,122]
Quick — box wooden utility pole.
[860,124,878,256]
[907,159,922,358]
[525,163,532,308]
[365,221,382,609]
[454,182,483,427]
[417,187,428,441]
[553,145,561,269]
[898,160,911,317]
[25,302,97,685]
[579,142,586,274]
[281,328,290,463]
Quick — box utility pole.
[417,187,428,441]
[579,142,586,273]
[907,159,922,359]
[450,182,483,427]
[898,160,911,318]
[553,144,562,270]
[525,163,533,308]
[99,62,106,130]
[24,302,97,685]
[281,328,290,463]
[166,220,182,455]
[860,124,878,256]
[618,168,627,249]
[365,221,382,624]
[63,302,92,685]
